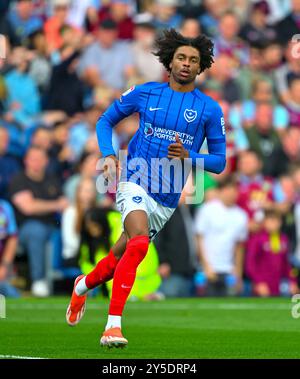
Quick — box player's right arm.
[96,85,141,158]
[96,85,142,181]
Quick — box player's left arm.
[189,103,226,174]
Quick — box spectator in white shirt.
[62,177,97,265]
[194,176,248,296]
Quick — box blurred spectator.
[236,150,275,232]
[285,76,300,128]
[239,1,277,47]
[262,40,283,73]
[0,126,22,199]
[67,0,98,30]
[177,0,204,19]
[243,103,282,175]
[275,41,300,104]
[78,18,136,95]
[9,146,68,297]
[62,177,97,265]
[274,174,298,261]
[204,54,241,104]
[131,20,164,83]
[199,0,230,38]
[44,0,75,52]
[246,209,298,296]
[27,29,52,96]
[8,0,43,45]
[46,45,85,116]
[151,0,183,31]
[195,177,248,296]
[214,10,249,66]
[230,79,289,137]
[180,17,201,38]
[235,44,266,100]
[0,1,19,47]
[0,198,19,298]
[3,47,41,128]
[30,126,62,179]
[268,127,300,178]
[276,0,300,46]
[68,104,108,160]
[89,0,135,40]
[154,195,197,298]
[63,151,111,207]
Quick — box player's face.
[170,46,201,85]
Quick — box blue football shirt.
[97,82,226,208]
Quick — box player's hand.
[103,155,120,183]
[167,134,189,160]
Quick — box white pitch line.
[0,354,48,360]
[4,303,292,311]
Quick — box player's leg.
[66,232,127,326]
[100,210,149,347]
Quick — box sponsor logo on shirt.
[144,124,194,146]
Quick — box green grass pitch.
[1,297,300,359]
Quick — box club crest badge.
[132,196,142,204]
[144,123,154,138]
[184,109,197,123]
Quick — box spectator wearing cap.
[276,0,300,46]
[8,0,43,45]
[88,0,135,40]
[78,18,136,95]
[131,19,164,83]
[239,1,278,47]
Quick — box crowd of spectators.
[1,0,300,299]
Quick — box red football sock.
[109,235,149,316]
[85,250,119,289]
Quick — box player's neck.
[169,77,195,93]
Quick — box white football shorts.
[116,181,176,240]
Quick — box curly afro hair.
[153,28,214,74]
